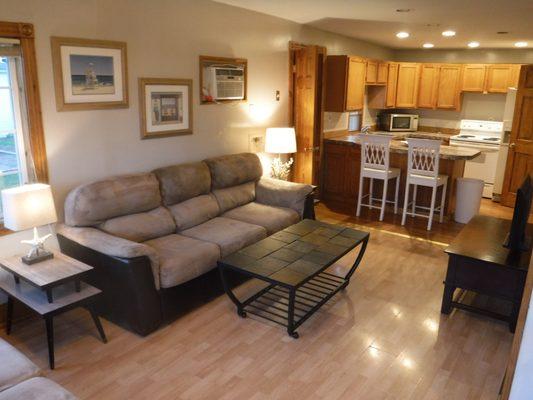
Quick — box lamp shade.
[265,127,297,154]
[2,184,57,231]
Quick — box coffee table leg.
[46,289,53,304]
[6,297,13,335]
[45,317,55,369]
[89,308,108,343]
[344,236,369,284]
[287,288,299,339]
[218,265,246,318]
[441,284,455,315]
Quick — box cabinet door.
[386,63,399,107]
[396,63,420,108]
[365,60,378,84]
[436,64,462,109]
[462,64,486,92]
[346,57,366,110]
[486,64,516,93]
[377,62,388,84]
[417,64,439,108]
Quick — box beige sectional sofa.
[57,153,314,335]
[0,338,76,399]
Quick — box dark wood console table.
[441,215,532,332]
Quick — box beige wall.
[393,48,533,64]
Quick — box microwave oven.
[378,113,419,132]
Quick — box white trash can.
[454,178,484,224]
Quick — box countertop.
[324,131,481,161]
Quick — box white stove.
[450,120,504,199]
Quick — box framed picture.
[139,78,193,139]
[51,37,128,111]
[199,55,247,104]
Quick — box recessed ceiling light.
[396,8,412,12]
[468,41,480,48]
[515,41,528,47]
[497,31,509,35]
[442,30,456,37]
[396,31,410,39]
[423,43,434,48]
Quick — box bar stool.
[356,134,401,221]
[401,138,448,231]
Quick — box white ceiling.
[214,0,533,49]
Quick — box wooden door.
[346,57,366,110]
[386,62,399,107]
[486,64,516,93]
[377,62,388,84]
[396,63,420,108]
[436,64,462,109]
[365,60,378,84]
[417,64,439,108]
[292,45,320,185]
[502,65,533,206]
[462,64,486,92]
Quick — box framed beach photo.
[51,37,128,111]
[139,78,193,139]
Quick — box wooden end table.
[0,253,107,369]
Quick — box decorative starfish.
[21,227,52,259]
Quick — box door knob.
[509,143,516,148]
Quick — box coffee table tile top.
[220,219,368,287]
[0,253,92,289]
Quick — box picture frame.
[199,55,247,104]
[51,37,128,111]
[138,78,193,139]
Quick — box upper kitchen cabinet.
[418,64,462,110]
[325,55,366,112]
[417,64,440,109]
[396,63,421,108]
[386,62,399,107]
[462,64,521,93]
[366,60,388,85]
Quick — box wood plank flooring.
[0,200,516,399]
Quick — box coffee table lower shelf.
[231,271,348,339]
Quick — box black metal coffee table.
[218,219,369,338]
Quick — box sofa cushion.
[0,339,40,393]
[168,195,220,231]
[64,173,161,226]
[212,181,255,214]
[222,202,300,235]
[99,206,176,242]
[0,377,77,400]
[181,217,267,257]
[204,153,262,189]
[144,234,220,288]
[153,162,211,205]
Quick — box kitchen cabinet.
[377,62,389,84]
[417,64,440,109]
[436,64,462,109]
[386,63,399,107]
[462,64,521,93]
[366,60,388,85]
[396,63,420,108]
[325,55,366,112]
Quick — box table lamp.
[1,183,58,264]
[265,127,297,180]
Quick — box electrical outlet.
[250,135,264,153]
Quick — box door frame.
[288,41,326,186]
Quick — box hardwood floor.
[0,199,515,399]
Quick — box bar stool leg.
[412,184,418,215]
[369,178,374,205]
[394,176,400,214]
[401,180,410,225]
[428,185,437,231]
[440,180,447,223]
[380,178,389,221]
[356,175,364,216]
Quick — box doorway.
[288,42,326,186]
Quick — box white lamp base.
[21,227,54,265]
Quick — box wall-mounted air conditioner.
[204,65,245,100]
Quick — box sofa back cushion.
[99,206,176,242]
[65,173,162,226]
[169,194,220,231]
[204,153,262,189]
[153,162,211,205]
[212,181,255,213]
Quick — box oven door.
[390,115,416,131]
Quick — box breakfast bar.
[320,131,482,218]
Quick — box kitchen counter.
[324,131,481,160]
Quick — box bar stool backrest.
[360,134,392,172]
[406,138,441,178]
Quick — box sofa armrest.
[255,177,314,217]
[57,224,160,290]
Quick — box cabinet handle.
[509,143,516,148]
